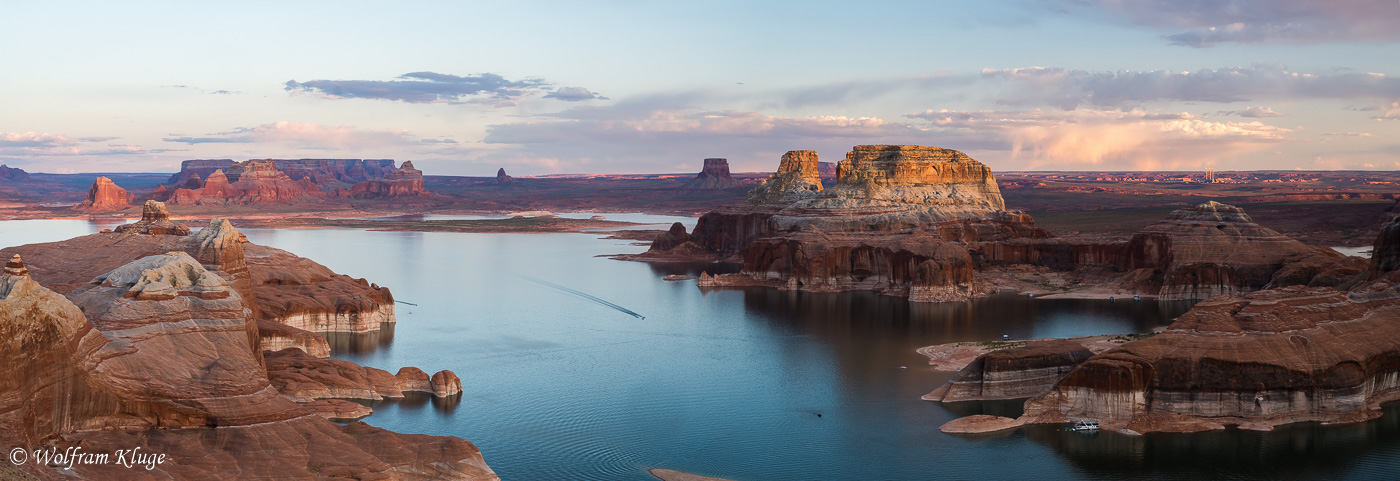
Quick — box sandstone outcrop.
[924,340,1094,402]
[114,200,191,236]
[266,348,463,401]
[156,160,322,205]
[245,243,396,333]
[168,158,397,189]
[0,230,496,479]
[1004,217,1400,434]
[350,160,435,198]
[0,163,29,182]
[1122,201,1350,300]
[746,150,823,205]
[682,158,742,190]
[432,370,464,397]
[74,176,131,212]
[650,145,1049,302]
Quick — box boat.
[1072,420,1100,432]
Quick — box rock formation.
[156,160,321,205]
[1122,201,1353,300]
[924,340,1094,402]
[168,158,396,189]
[74,176,131,212]
[432,370,464,397]
[494,167,516,184]
[0,163,29,182]
[1005,216,1400,434]
[746,150,822,205]
[114,200,191,236]
[350,160,435,198]
[0,224,497,479]
[682,158,742,190]
[651,145,1049,302]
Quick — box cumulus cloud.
[1065,0,1400,47]
[162,121,417,150]
[285,71,599,106]
[981,65,1400,109]
[1360,100,1400,121]
[906,108,1295,169]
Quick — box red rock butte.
[74,176,131,212]
[681,158,742,190]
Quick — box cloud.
[419,138,459,144]
[981,65,1400,109]
[0,132,76,149]
[1065,0,1400,47]
[906,108,1295,169]
[0,132,178,157]
[542,87,606,101]
[1218,106,1284,118]
[285,71,596,105]
[162,121,415,150]
[1360,100,1400,121]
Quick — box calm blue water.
[4,219,1399,481]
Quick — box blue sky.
[2,0,1398,175]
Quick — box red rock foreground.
[0,203,496,480]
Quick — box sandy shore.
[649,468,737,481]
[917,330,1163,372]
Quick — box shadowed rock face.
[168,159,397,188]
[1014,217,1400,434]
[0,164,30,182]
[494,167,516,184]
[925,340,1094,402]
[682,158,741,190]
[75,176,131,212]
[1124,201,1342,300]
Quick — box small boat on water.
[1072,420,1100,432]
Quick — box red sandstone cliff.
[349,161,436,199]
[73,176,131,212]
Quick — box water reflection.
[324,322,396,355]
[1026,401,1400,480]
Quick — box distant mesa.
[816,161,838,179]
[152,158,437,204]
[681,158,741,190]
[494,167,516,184]
[74,176,132,212]
[0,164,28,182]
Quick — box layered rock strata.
[114,200,191,236]
[74,176,131,212]
[924,340,1094,402]
[167,158,396,188]
[350,160,435,198]
[681,158,741,190]
[1007,217,1400,434]
[266,348,462,402]
[746,150,822,205]
[0,251,496,480]
[157,160,323,205]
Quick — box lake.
[4,218,1399,480]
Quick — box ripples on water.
[4,219,1399,480]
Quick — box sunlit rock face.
[75,176,131,212]
[349,161,435,198]
[747,150,822,205]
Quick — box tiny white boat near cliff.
[1072,420,1100,432]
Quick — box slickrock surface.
[923,340,1093,402]
[74,176,130,212]
[682,158,742,190]
[350,160,436,198]
[0,249,498,480]
[938,415,1024,434]
[266,348,463,401]
[303,398,374,421]
[245,243,396,333]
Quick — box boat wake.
[517,275,646,319]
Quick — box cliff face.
[746,150,823,205]
[168,159,396,188]
[1124,201,1343,300]
[159,160,321,205]
[74,176,131,212]
[349,161,433,198]
[681,158,741,190]
[925,340,1094,402]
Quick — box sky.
[2,0,1398,176]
